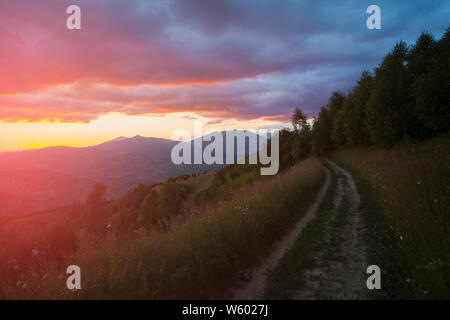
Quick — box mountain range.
[0,131,263,216]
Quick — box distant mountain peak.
[110,136,129,142]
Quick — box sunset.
[2,1,448,151]
[0,0,449,311]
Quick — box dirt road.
[234,160,370,300]
[232,165,332,299]
[293,160,369,299]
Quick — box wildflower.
[406,278,411,283]
[416,181,420,185]
[400,235,403,241]
[424,290,428,295]
[433,199,438,204]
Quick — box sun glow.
[0,112,287,152]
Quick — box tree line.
[281,28,449,165]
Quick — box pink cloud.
[0,1,280,95]
[0,82,293,123]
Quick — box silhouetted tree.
[312,107,335,155]
[332,109,346,146]
[291,107,308,132]
[138,190,160,226]
[291,107,313,160]
[342,71,373,146]
[409,29,450,136]
[82,183,108,232]
[365,41,411,145]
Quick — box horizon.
[1,128,281,152]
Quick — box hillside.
[0,169,94,216]
[0,130,266,216]
[0,132,448,299]
[332,133,450,299]
[0,133,255,216]
[0,155,326,299]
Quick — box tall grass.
[333,133,450,299]
[5,158,325,299]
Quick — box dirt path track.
[293,160,369,299]
[233,160,370,300]
[232,166,331,299]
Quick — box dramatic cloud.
[0,0,448,122]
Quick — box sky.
[0,0,449,151]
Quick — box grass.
[333,133,450,299]
[263,155,435,300]
[347,164,414,299]
[185,172,215,201]
[1,157,325,299]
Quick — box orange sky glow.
[0,112,287,152]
